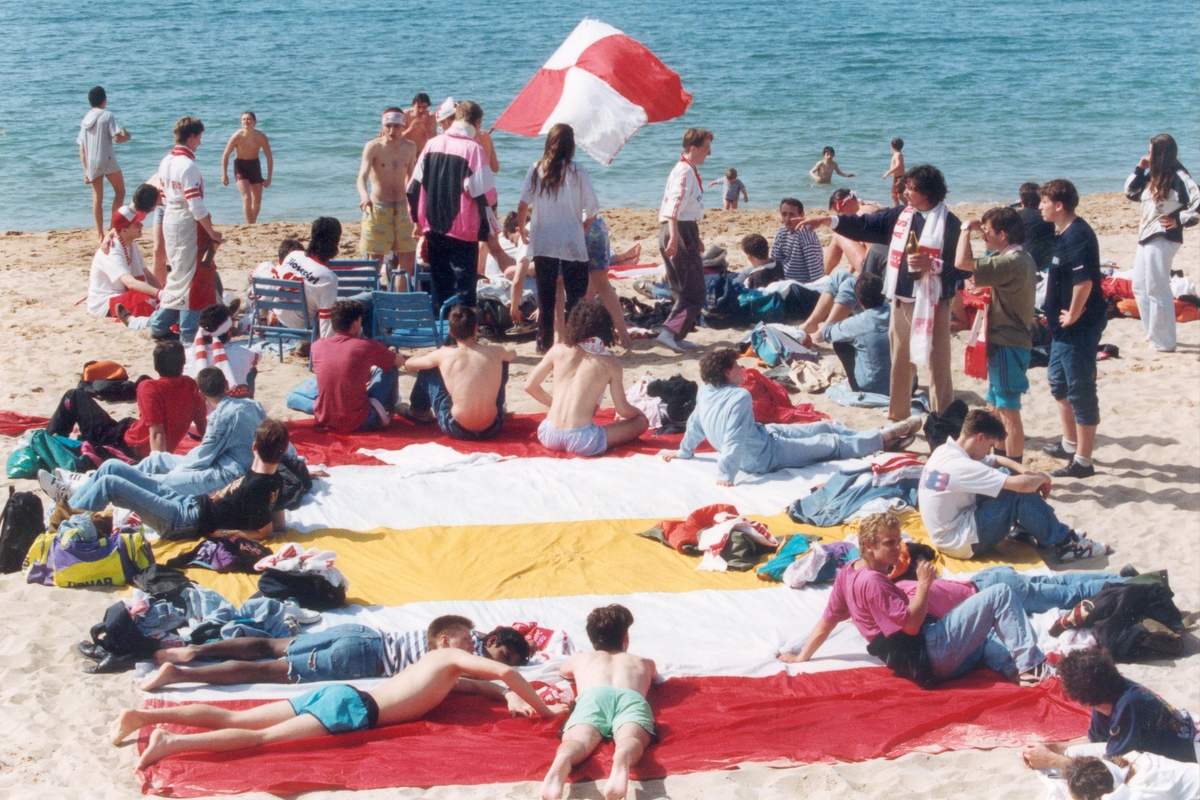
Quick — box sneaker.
[114,303,131,327]
[1054,533,1111,563]
[655,329,684,353]
[1051,459,1095,479]
[1018,660,1056,686]
[675,338,702,352]
[37,468,72,505]
[1041,441,1075,460]
[53,468,87,497]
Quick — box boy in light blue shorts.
[955,206,1036,461]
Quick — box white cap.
[436,96,456,122]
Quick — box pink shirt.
[822,564,911,640]
[895,578,978,619]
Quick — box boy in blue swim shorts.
[541,604,658,800]
[118,647,568,770]
[954,206,1036,461]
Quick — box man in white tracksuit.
[151,116,222,343]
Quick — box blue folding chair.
[371,290,458,348]
[328,260,381,299]
[248,277,314,361]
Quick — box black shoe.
[1041,441,1074,460]
[1051,460,1095,479]
[77,640,107,661]
[82,652,137,674]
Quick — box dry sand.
[0,193,1196,799]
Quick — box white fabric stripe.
[140,578,1072,703]
[287,445,864,533]
[542,18,622,69]
[537,67,648,165]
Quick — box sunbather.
[115,646,566,770]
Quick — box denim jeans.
[362,367,399,430]
[765,421,883,471]
[70,460,202,536]
[923,583,1043,679]
[136,451,242,496]
[409,363,507,440]
[149,306,201,343]
[973,489,1073,554]
[1047,323,1103,425]
[970,566,1121,614]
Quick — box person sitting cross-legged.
[662,348,921,486]
[309,300,405,433]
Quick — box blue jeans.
[362,367,399,430]
[70,460,202,537]
[971,565,1121,614]
[1047,324,1103,425]
[766,421,883,471]
[149,306,201,343]
[923,583,1043,679]
[135,451,242,496]
[285,623,385,682]
[409,364,507,440]
[973,489,1073,554]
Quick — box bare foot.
[112,710,144,746]
[136,727,173,770]
[140,663,180,692]
[604,764,630,800]
[540,763,569,800]
[153,646,196,665]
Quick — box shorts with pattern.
[986,345,1031,409]
[537,418,607,457]
[564,686,655,739]
[361,200,417,255]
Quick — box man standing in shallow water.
[220,112,273,224]
[358,108,419,281]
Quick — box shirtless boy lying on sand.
[526,300,648,457]
[115,647,565,770]
[541,604,657,800]
[401,304,515,440]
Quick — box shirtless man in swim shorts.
[401,305,516,440]
[540,604,656,800]
[220,111,273,224]
[115,647,566,770]
[401,92,436,156]
[526,300,648,457]
[358,107,419,279]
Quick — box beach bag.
[258,567,346,610]
[6,430,84,479]
[964,301,989,381]
[132,565,194,603]
[0,487,44,574]
[89,602,161,659]
[737,289,785,322]
[24,528,153,588]
[81,360,128,382]
[747,323,816,368]
[475,296,514,340]
[166,535,272,573]
[78,377,141,403]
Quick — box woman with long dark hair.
[516,124,599,352]
[1124,133,1199,352]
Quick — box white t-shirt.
[484,236,527,279]
[87,241,147,317]
[918,438,1007,558]
[265,250,338,338]
[519,162,599,262]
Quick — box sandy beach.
[0,192,1196,799]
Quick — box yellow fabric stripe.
[151,511,1042,607]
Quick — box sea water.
[0,0,1196,231]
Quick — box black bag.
[0,487,44,574]
[922,398,969,450]
[90,601,161,658]
[866,630,936,688]
[476,297,515,340]
[258,568,346,610]
[275,453,314,511]
[78,377,143,403]
[132,565,194,604]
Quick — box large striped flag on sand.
[494,19,692,164]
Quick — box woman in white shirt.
[517,124,598,353]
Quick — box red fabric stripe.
[137,669,1088,797]
[494,68,569,135]
[176,411,705,465]
[575,34,692,123]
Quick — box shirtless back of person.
[368,648,470,725]
[544,345,621,429]
[363,135,416,204]
[431,341,513,431]
[564,650,656,698]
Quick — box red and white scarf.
[886,203,948,366]
[192,318,237,387]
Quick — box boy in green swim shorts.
[541,604,657,800]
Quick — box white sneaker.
[53,468,88,496]
[37,468,71,505]
[655,329,684,353]
[1054,531,1111,563]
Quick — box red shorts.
[107,290,157,318]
